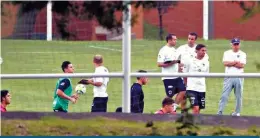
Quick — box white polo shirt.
[177,44,209,70]
[157,45,179,80]
[93,66,109,97]
[223,50,246,73]
[184,57,210,92]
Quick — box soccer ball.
[75,84,86,94]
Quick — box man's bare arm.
[157,60,180,68]
[223,61,236,67]
[234,62,244,69]
[87,79,103,86]
[56,89,75,103]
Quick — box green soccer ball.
[75,84,86,94]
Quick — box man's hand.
[178,63,184,72]
[87,79,94,85]
[78,79,89,85]
[233,61,244,69]
[224,61,238,67]
[71,93,79,100]
[69,97,76,104]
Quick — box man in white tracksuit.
[217,38,247,116]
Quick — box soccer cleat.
[231,112,240,116]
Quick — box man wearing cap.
[217,38,247,116]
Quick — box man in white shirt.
[87,55,110,112]
[217,38,246,116]
[157,34,186,112]
[183,44,209,114]
[177,32,209,73]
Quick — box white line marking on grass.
[133,69,160,72]
[89,45,122,52]
[7,52,72,54]
[21,69,43,71]
[51,69,88,71]
[89,45,138,54]
[145,69,160,72]
[22,68,88,71]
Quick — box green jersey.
[52,78,73,112]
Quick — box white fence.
[2,73,260,79]
[1,72,260,113]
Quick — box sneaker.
[217,111,223,115]
[172,103,179,112]
[231,112,240,116]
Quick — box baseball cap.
[231,38,240,44]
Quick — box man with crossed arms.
[217,38,247,116]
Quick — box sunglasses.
[233,43,240,46]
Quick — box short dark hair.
[166,34,176,42]
[162,97,174,107]
[137,70,147,80]
[61,61,71,72]
[196,44,206,51]
[115,107,122,113]
[1,90,9,102]
[189,32,198,40]
[93,55,103,64]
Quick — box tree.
[231,1,260,22]
[231,1,260,70]
[1,1,178,40]
[156,1,177,40]
[2,1,259,40]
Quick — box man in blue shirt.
[130,70,148,113]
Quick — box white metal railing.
[1,73,260,79]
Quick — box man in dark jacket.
[131,70,148,113]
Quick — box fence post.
[203,0,209,40]
[47,1,52,41]
[122,1,131,113]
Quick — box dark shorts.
[53,108,68,113]
[91,97,108,112]
[163,77,186,98]
[186,90,206,109]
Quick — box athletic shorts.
[91,97,108,112]
[163,77,186,98]
[53,108,68,113]
[186,90,205,109]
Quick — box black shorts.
[163,77,186,98]
[53,108,68,113]
[91,97,108,112]
[186,90,205,109]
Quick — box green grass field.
[3,117,260,136]
[1,39,260,116]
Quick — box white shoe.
[172,103,179,111]
[231,112,240,116]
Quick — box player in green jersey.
[52,61,78,113]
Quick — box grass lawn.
[2,117,260,136]
[1,39,260,116]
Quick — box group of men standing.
[1,33,246,116]
[154,33,246,116]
